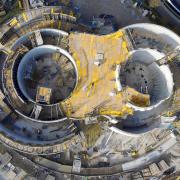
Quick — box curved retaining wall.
[17,45,79,104]
[121,24,179,128]
[0,124,82,155]
[125,23,180,49]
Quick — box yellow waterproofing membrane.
[126,87,150,107]
[60,30,138,118]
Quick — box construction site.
[0,0,179,179]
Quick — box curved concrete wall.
[15,109,67,123]
[124,54,174,127]
[17,45,78,104]
[12,28,68,50]
[121,23,179,128]
[0,124,65,145]
[127,49,174,107]
[125,23,180,49]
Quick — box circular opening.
[121,50,173,107]
[17,45,77,105]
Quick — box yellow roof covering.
[60,30,149,118]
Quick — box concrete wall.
[121,24,179,129]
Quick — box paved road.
[72,0,149,28]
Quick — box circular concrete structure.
[1,28,80,122]
[17,45,78,104]
[120,49,174,129]
[120,23,180,130]
[122,49,174,107]
[0,7,179,157]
